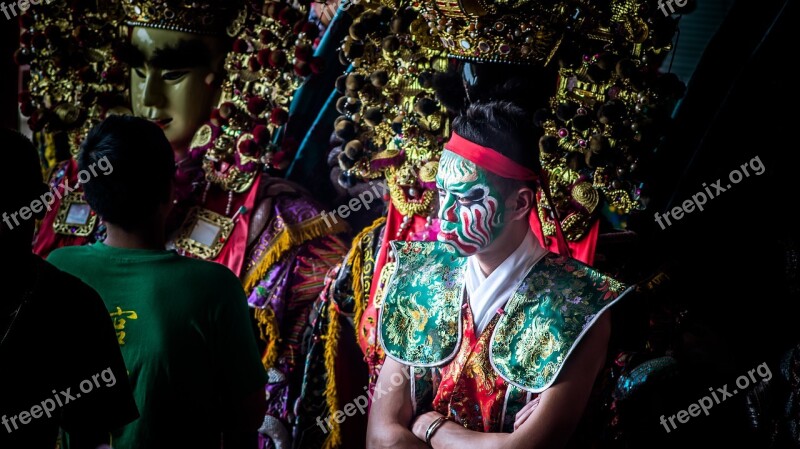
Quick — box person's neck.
[473,222,529,276]
[103,222,166,250]
[173,145,189,164]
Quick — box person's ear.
[509,186,535,222]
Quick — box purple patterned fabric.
[244,190,347,449]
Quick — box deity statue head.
[127,28,229,155]
[17,0,245,162]
[19,0,312,192]
[121,0,246,156]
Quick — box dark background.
[1,16,19,129]
[602,1,799,447]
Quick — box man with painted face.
[367,101,632,448]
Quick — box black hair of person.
[451,100,542,195]
[78,115,175,232]
[433,60,558,115]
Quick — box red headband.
[443,132,538,181]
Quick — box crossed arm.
[366,313,611,449]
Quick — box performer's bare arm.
[366,357,430,449]
[408,313,612,449]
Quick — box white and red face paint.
[436,151,507,256]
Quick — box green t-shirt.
[48,243,267,449]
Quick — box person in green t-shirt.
[48,116,267,449]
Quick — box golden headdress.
[18,1,129,158]
[332,1,450,222]
[416,0,687,241]
[18,0,247,159]
[420,0,570,65]
[533,0,685,241]
[188,1,317,192]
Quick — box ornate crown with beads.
[332,2,450,220]
[17,1,129,160]
[532,0,686,241]
[121,0,247,36]
[188,0,317,192]
[419,0,572,65]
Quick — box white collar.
[465,230,548,334]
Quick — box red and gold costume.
[431,304,523,432]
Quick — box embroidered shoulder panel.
[490,253,629,392]
[379,241,466,366]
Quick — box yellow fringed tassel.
[254,307,280,369]
[322,298,342,449]
[351,217,386,335]
[43,132,57,173]
[243,214,348,295]
[350,251,364,329]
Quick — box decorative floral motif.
[379,241,465,365]
[380,241,630,391]
[491,254,629,392]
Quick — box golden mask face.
[129,27,227,153]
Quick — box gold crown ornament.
[418,0,573,65]
[534,0,687,241]
[188,0,317,192]
[121,0,247,36]
[333,2,450,223]
[17,1,129,159]
[17,0,249,160]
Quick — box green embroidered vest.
[379,240,631,392]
